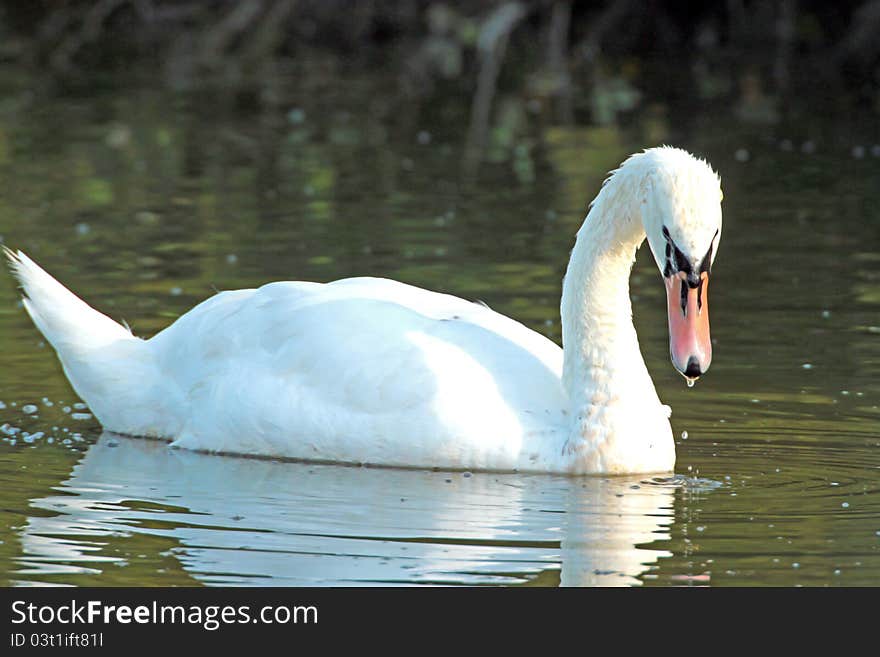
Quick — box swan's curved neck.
[560,168,656,409]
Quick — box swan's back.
[146,277,567,469]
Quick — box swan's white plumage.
[6,146,722,475]
[149,277,569,470]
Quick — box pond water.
[0,62,878,586]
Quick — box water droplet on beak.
[685,377,696,388]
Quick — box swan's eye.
[662,226,717,282]
[661,226,693,281]
[699,230,718,276]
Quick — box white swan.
[6,146,722,475]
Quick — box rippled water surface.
[1,63,879,586]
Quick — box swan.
[5,146,722,475]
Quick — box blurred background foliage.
[2,2,880,136]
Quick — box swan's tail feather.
[5,248,167,437]
[5,247,133,351]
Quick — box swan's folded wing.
[153,277,566,466]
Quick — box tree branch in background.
[198,0,265,68]
[834,0,880,63]
[773,0,796,101]
[242,0,298,66]
[575,0,636,65]
[546,0,574,124]
[465,2,528,175]
[50,0,144,71]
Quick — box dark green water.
[1,64,878,586]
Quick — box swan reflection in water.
[16,433,697,586]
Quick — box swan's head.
[636,147,722,383]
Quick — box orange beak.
[665,272,712,382]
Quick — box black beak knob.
[684,357,703,378]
